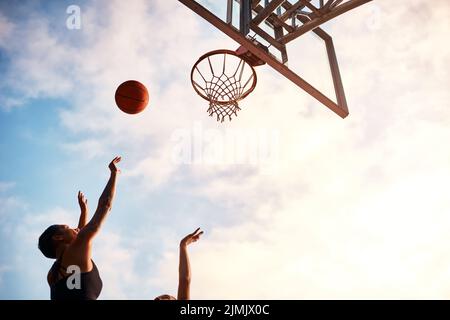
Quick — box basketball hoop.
[190,49,258,122]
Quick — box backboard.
[179,0,373,119]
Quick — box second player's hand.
[180,228,203,247]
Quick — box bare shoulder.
[62,243,93,273]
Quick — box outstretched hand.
[77,191,88,212]
[180,228,203,247]
[109,156,121,174]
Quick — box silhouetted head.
[154,294,176,300]
[38,224,80,259]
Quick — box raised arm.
[177,228,203,300]
[77,191,88,229]
[76,156,121,245]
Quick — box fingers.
[109,156,122,172]
[77,191,88,206]
[190,228,204,241]
[112,156,121,163]
[193,231,204,240]
[181,228,204,246]
[190,227,201,236]
[193,231,204,238]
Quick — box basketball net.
[191,49,258,122]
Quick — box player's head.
[38,224,80,258]
[154,294,176,300]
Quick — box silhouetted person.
[38,156,121,300]
[155,228,203,300]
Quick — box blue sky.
[1,0,450,299]
[0,0,265,299]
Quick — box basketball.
[114,80,149,114]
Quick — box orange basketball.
[115,80,149,114]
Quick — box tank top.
[50,258,103,300]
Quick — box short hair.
[154,294,176,300]
[38,225,61,259]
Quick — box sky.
[0,0,449,299]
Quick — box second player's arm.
[177,228,203,300]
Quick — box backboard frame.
[179,0,373,118]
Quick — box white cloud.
[0,194,28,235]
[0,181,15,193]
[0,205,77,298]
[152,169,450,299]
[61,139,108,160]
[144,0,450,299]
[0,12,14,47]
[93,231,139,299]
[1,0,450,299]
[19,207,76,243]
[0,264,12,288]
[124,146,178,190]
[5,204,141,299]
